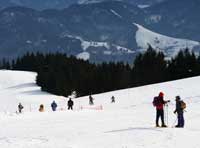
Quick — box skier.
[111,96,115,103]
[174,96,185,128]
[89,95,94,105]
[153,92,170,127]
[51,100,57,111]
[18,103,24,113]
[39,104,44,112]
[68,98,74,110]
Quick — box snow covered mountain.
[1,70,200,147]
[0,1,200,63]
[144,0,200,41]
[134,23,200,57]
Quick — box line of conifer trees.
[1,46,200,97]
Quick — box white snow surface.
[0,70,65,113]
[61,34,133,54]
[61,34,110,51]
[137,5,150,9]
[76,52,90,60]
[1,70,200,148]
[134,23,200,56]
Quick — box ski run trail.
[0,70,200,148]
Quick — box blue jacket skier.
[174,96,185,128]
[51,100,57,111]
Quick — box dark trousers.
[68,106,73,110]
[52,108,56,111]
[177,113,184,127]
[19,109,22,113]
[156,109,165,126]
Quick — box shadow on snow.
[105,127,162,133]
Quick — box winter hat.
[159,92,164,97]
[175,96,181,101]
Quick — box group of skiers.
[153,92,186,128]
[17,95,115,113]
[89,95,115,105]
[18,95,115,113]
[50,98,74,111]
[49,98,74,111]
[17,92,185,128]
[17,98,74,113]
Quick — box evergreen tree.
[6,47,200,97]
[132,46,167,86]
[168,48,199,80]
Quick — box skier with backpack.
[18,103,24,113]
[39,104,44,112]
[111,96,115,103]
[51,100,57,111]
[174,96,185,128]
[153,92,170,127]
[68,98,74,110]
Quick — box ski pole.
[167,104,168,126]
[164,105,166,125]
[164,103,169,126]
[165,104,168,126]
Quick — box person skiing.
[111,96,115,103]
[51,100,57,111]
[18,103,24,113]
[174,96,185,128]
[89,95,94,105]
[39,104,44,112]
[153,92,170,127]
[68,98,74,110]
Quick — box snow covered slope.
[0,70,200,148]
[0,70,65,113]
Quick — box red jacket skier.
[153,92,169,127]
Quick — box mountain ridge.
[0,0,200,63]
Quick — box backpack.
[180,100,186,109]
[153,97,159,107]
[18,104,23,110]
[68,100,74,106]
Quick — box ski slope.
[0,70,200,148]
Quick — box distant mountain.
[0,0,75,10]
[0,1,199,63]
[0,2,141,63]
[144,0,200,41]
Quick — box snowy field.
[0,70,200,148]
